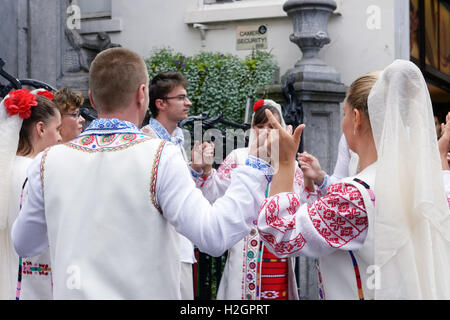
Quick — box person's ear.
[88,90,97,111]
[155,97,166,112]
[137,84,147,108]
[353,108,361,134]
[35,121,46,138]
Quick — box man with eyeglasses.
[141,72,207,300]
[53,88,86,143]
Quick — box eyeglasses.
[63,110,82,118]
[162,94,190,102]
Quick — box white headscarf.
[368,60,450,299]
[248,99,287,147]
[247,99,287,167]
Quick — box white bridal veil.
[368,60,450,299]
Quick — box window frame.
[185,0,288,24]
[411,0,450,92]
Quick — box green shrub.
[145,47,278,123]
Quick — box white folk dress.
[258,163,376,300]
[7,156,53,300]
[258,163,450,299]
[195,147,320,300]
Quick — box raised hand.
[264,109,305,167]
[258,109,305,196]
[438,112,450,170]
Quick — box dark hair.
[17,95,59,156]
[149,72,188,117]
[252,105,282,127]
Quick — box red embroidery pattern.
[286,193,301,216]
[22,261,51,276]
[259,230,306,255]
[216,154,238,180]
[308,183,368,248]
[294,168,304,187]
[262,196,297,234]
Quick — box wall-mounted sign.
[236,25,268,51]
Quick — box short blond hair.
[89,47,148,113]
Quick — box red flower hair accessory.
[253,99,265,112]
[3,89,38,120]
[36,90,54,101]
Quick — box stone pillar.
[28,0,63,88]
[266,0,346,174]
[264,0,346,300]
[283,0,346,174]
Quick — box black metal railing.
[0,58,56,97]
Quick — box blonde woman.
[258,60,450,299]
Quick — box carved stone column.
[267,0,346,174]
[283,0,341,83]
[263,0,346,300]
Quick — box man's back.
[42,133,181,299]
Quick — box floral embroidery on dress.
[261,290,279,299]
[294,168,304,187]
[261,196,297,234]
[259,219,307,256]
[242,227,261,300]
[308,183,368,248]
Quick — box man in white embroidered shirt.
[11,47,304,299]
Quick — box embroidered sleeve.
[292,167,322,205]
[257,182,369,258]
[194,150,239,203]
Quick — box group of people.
[0,47,449,300]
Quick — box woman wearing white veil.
[257,60,450,299]
[0,89,61,300]
[193,99,320,300]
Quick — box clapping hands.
[191,140,215,177]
